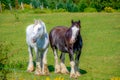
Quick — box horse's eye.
[38,28,41,31]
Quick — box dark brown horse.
[49,20,83,78]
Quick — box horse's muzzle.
[32,38,37,43]
[70,39,76,44]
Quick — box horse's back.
[49,26,68,37]
[49,26,69,52]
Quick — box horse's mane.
[34,20,47,33]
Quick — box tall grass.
[0,11,120,80]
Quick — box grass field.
[0,11,120,80]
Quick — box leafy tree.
[57,0,65,9]
[66,0,74,12]
[78,0,88,12]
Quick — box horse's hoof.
[55,65,61,73]
[27,67,34,72]
[61,69,69,74]
[43,64,50,75]
[55,70,61,74]
[76,71,81,77]
[42,72,50,76]
[55,69,61,74]
[70,73,77,79]
[35,72,42,76]
[35,70,42,76]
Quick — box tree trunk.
[15,0,19,9]
[21,2,24,10]
[9,3,12,11]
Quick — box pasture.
[0,11,120,80]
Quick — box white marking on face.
[33,24,41,34]
[70,26,79,43]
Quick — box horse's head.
[70,20,81,44]
[32,20,45,43]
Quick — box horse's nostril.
[32,38,36,43]
[70,39,76,44]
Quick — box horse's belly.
[56,43,68,53]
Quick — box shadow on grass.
[67,67,87,75]
[48,65,87,75]
[48,65,54,72]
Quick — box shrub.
[72,4,79,12]
[0,41,13,80]
[84,7,97,12]
[52,8,66,13]
[23,4,32,9]
[104,7,114,13]
[78,1,88,12]
[117,9,120,12]
[34,8,51,14]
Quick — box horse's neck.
[65,28,72,38]
[44,26,47,33]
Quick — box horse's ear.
[78,20,80,24]
[78,20,81,28]
[34,19,38,25]
[71,20,74,24]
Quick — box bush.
[23,4,32,9]
[72,4,79,12]
[0,41,13,80]
[34,8,51,14]
[117,9,120,12]
[78,1,88,12]
[52,8,66,13]
[84,7,97,12]
[104,7,114,13]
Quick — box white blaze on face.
[32,23,44,43]
[70,26,79,43]
[33,24,41,34]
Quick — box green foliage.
[23,3,32,9]
[84,7,97,12]
[52,8,66,12]
[72,4,79,12]
[57,1,65,9]
[0,41,13,64]
[33,8,51,14]
[48,1,56,9]
[78,0,88,12]
[104,7,114,13]
[0,0,120,12]
[66,0,74,12]
[0,41,13,80]
[31,0,41,8]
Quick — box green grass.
[0,11,120,80]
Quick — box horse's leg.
[75,50,81,77]
[27,46,34,72]
[34,47,41,75]
[41,48,49,75]
[69,49,77,78]
[53,48,60,73]
[60,52,69,74]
